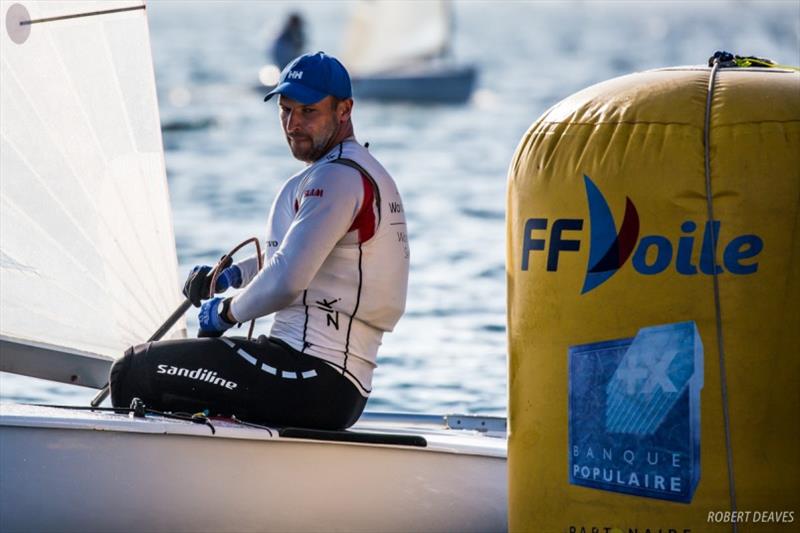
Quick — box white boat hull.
[0,404,507,532]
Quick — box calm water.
[2,1,798,414]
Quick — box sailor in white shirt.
[110,52,409,429]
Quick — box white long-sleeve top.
[230,139,409,396]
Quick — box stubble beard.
[288,118,339,164]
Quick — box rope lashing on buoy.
[704,52,738,532]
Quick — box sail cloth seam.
[95,17,176,306]
[3,32,174,309]
[1,68,168,324]
[19,5,146,26]
[27,0,175,307]
[0,147,159,338]
[37,22,175,314]
[704,59,738,531]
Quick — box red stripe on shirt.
[348,174,376,243]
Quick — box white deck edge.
[0,403,507,458]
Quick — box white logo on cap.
[287,70,303,80]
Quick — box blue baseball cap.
[264,52,352,104]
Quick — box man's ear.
[338,98,354,123]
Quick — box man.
[270,12,305,70]
[110,52,409,430]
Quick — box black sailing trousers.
[109,335,366,430]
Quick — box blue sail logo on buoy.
[581,175,640,293]
[579,174,766,293]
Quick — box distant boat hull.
[0,404,506,532]
[352,63,477,103]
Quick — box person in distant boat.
[271,13,305,70]
[109,52,410,430]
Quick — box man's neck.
[319,120,354,159]
[312,133,356,164]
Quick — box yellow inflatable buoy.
[507,55,799,532]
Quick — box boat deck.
[0,403,507,532]
[0,402,506,457]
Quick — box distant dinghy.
[341,0,477,103]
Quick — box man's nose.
[285,110,302,132]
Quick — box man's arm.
[232,254,264,288]
[229,165,364,323]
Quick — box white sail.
[342,0,451,75]
[0,0,182,379]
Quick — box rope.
[208,237,264,340]
[228,415,276,436]
[708,50,800,71]
[733,57,800,71]
[32,402,284,437]
[704,56,738,533]
[30,402,217,435]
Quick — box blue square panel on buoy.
[568,321,703,503]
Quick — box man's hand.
[197,297,235,338]
[182,264,243,307]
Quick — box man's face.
[278,95,341,163]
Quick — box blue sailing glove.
[197,297,236,338]
[183,263,243,307]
